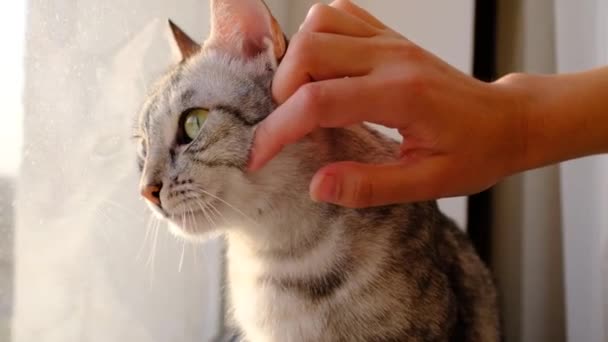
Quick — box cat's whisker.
[206,200,228,225]
[95,206,115,242]
[206,201,224,226]
[146,218,161,286]
[200,201,219,227]
[192,237,200,268]
[136,214,155,262]
[181,212,186,233]
[101,199,140,219]
[146,218,160,268]
[187,205,198,232]
[178,239,186,273]
[190,185,256,225]
[193,198,217,227]
[183,207,191,231]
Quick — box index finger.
[249,77,368,171]
[330,0,387,30]
[249,75,403,171]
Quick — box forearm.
[496,66,608,174]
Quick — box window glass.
[7,2,223,341]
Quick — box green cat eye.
[183,108,209,141]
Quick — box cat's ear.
[204,0,287,61]
[168,20,201,61]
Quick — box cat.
[134,0,500,341]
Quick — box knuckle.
[394,71,429,99]
[402,72,428,94]
[304,3,331,31]
[378,40,432,95]
[298,83,325,111]
[500,72,527,85]
[388,70,428,104]
[395,40,425,61]
[289,31,317,64]
[348,174,375,208]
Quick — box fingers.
[251,76,372,171]
[300,3,380,36]
[273,32,375,104]
[251,74,409,171]
[309,159,449,208]
[329,0,387,30]
[273,2,386,104]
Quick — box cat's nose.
[141,183,162,207]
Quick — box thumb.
[309,160,444,208]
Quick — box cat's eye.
[179,108,209,144]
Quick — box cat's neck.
[224,125,398,259]
[228,191,338,259]
[225,197,349,285]
[224,138,339,258]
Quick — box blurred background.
[0,0,606,341]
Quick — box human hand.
[249,0,528,208]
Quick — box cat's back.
[325,202,499,341]
[314,126,500,340]
[350,125,498,335]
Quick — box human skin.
[249,0,608,208]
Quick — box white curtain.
[555,0,608,341]
[15,1,224,341]
[493,0,607,341]
[492,2,566,341]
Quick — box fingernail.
[311,173,338,202]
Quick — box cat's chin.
[167,219,222,242]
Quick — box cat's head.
[134,0,288,240]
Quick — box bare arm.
[498,68,608,174]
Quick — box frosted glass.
[14,2,222,341]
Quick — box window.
[6,1,224,341]
[0,2,25,341]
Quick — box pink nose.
[141,184,162,207]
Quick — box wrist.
[493,68,608,174]
[488,73,537,177]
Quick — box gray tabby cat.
[134,0,499,341]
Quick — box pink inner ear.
[205,0,285,59]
